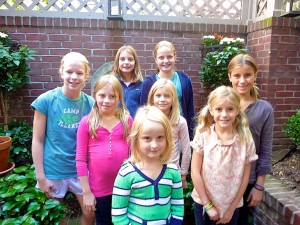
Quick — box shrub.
[0,119,33,165]
[283,109,300,149]
[0,165,66,224]
[200,33,247,89]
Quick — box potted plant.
[0,31,36,130]
[200,33,247,90]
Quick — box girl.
[147,78,191,189]
[31,52,95,225]
[112,105,184,225]
[191,86,258,225]
[140,40,195,139]
[76,75,132,225]
[112,45,143,117]
[228,53,274,225]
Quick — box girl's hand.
[38,178,56,198]
[247,187,263,207]
[216,208,234,224]
[207,207,219,221]
[83,192,96,211]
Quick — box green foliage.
[0,31,36,93]
[283,110,300,148]
[200,33,247,89]
[0,165,66,224]
[0,119,33,164]
[183,180,195,224]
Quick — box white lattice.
[0,0,279,23]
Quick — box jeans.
[194,202,239,225]
[95,195,113,225]
[238,183,255,225]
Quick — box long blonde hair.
[196,86,252,144]
[153,40,176,74]
[228,53,260,100]
[112,45,143,83]
[59,52,90,79]
[147,79,180,125]
[128,105,173,164]
[88,75,130,138]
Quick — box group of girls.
[31,39,273,225]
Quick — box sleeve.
[190,129,204,155]
[31,90,52,116]
[178,117,191,176]
[170,168,184,225]
[246,138,258,164]
[76,116,90,176]
[256,104,274,176]
[112,164,132,225]
[140,76,154,105]
[185,76,195,140]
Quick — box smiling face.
[155,46,176,74]
[209,99,239,131]
[61,60,87,97]
[118,50,135,79]
[138,119,167,163]
[95,84,119,116]
[228,64,257,97]
[152,87,173,116]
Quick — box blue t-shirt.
[31,87,94,179]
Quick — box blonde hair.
[112,45,143,83]
[196,86,252,144]
[88,75,130,138]
[128,105,173,165]
[147,79,180,125]
[59,52,90,79]
[228,53,260,100]
[153,40,176,74]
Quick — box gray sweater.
[245,99,274,183]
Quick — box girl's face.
[228,64,257,97]
[155,46,175,74]
[209,100,239,131]
[119,50,135,78]
[95,84,118,116]
[61,60,87,94]
[138,120,166,162]
[152,87,172,116]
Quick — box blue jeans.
[238,183,255,225]
[95,195,113,225]
[194,202,239,225]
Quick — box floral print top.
[191,125,258,217]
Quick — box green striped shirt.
[112,162,184,225]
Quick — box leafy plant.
[283,109,300,149]
[0,31,36,129]
[200,33,247,89]
[0,119,33,165]
[0,164,66,224]
[183,179,195,225]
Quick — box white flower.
[220,37,234,45]
[0,32,8,38]
[235,37,245,43]
[203,35,215,40]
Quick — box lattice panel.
[125,0,242,19]
[256,0,267,17]
[0,0,243,21]
[0,0,104,14]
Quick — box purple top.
[245,99,274,183]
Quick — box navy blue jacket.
[117,77,143,118]
[140,71,195,139]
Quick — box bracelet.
[255,183,265,190]
[202,202,214,216]
[254,186,264,191]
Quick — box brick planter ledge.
[254,175,300,225]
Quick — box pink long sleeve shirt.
[76,115,132,197]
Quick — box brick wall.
[0,16,300,153]
[247,17,300,153]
